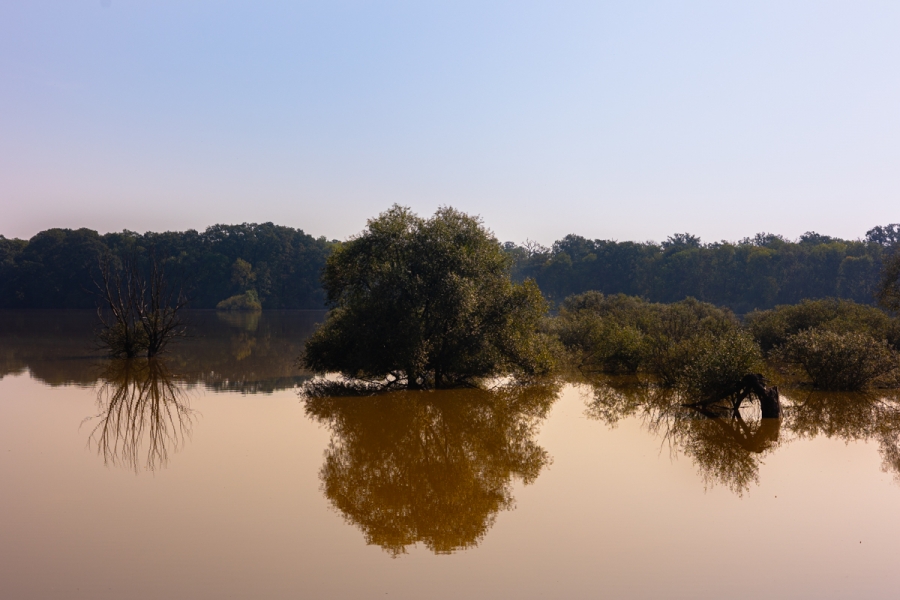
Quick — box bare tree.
[95,251,188,358]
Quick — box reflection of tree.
[670,409,781,494]
[304,383,558,555]
[87,359,194,472]
[585,376,781,494]
[0,310,322,394]
[786,390,900,481]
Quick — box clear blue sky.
[2,1,899,245]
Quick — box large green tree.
[303,205,553,388]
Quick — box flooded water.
[2,311,900,599]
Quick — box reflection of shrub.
[746,298,899,353]
[776,329,898,390]
[216,290,262,312]
[678,332,763,400]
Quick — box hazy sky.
[2,1,899,245]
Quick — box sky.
[2,1,899,246]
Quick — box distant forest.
[1,222,898,313]
[509,225,900,313]
[0,224,335,309]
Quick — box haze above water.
[2,311,900,599]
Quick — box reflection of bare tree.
[87,359,194,472]
[303,383,558,556]
[585,376,781,495]
[785,390,900,482]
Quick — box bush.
[678,331,764,400]
[746,298,900,353]
[550,310,644,373]
[638,298,741,386]
[776,329,899,390]
[554,293,752,391]
[216,290,262,312]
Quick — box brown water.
[2,311,900,599]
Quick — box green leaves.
[776,330,898,391]
[304,205,553,388]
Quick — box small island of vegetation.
[302,205,555,389]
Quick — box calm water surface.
[2,311,900,599]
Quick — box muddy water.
[1,311,899,599]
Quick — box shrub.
[678,331,764,400]
[776,329,899,390]
[637,298,741,386]
[216,290,262,312]
[746,298,900,353]
[555,293,751,390]
[550,310,644,373]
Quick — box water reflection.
[86,359,194,472]
[0,310,324,393]
[785,390,900,482]
[586,376,782,494]
[304,383,559,555]
[584,375,900,494]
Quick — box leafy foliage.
[0,223,332,309]
[216,290,262,312]
[746,298,900,353]
[877,249,900,314]
[678,331,763,400]
[554,292,759,398]
[508,226,898,312]
[4,222,899,313]
[303,206,554,388]
[775,329,899,390]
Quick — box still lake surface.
[2,310,900,599]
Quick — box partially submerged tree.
[95,252,188,358]
[303,205,554,388]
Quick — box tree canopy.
[0,223,332,309]
[507,224,900,312]
[303,205,554,388]
[3,222,899,313]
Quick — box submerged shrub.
[678,331,764,400]
[638,298,741,386]
[776,329,898,390]
[746,298,900,353]
[216,289,262,312]
[550,309,643,373]
[555,293,754,391]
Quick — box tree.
[95,252,188,358]
[303,205,554,388]
[877,250,900,314]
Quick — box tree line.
[0,223,335,309]
[506,224,900,313]
[1,221,898,312]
